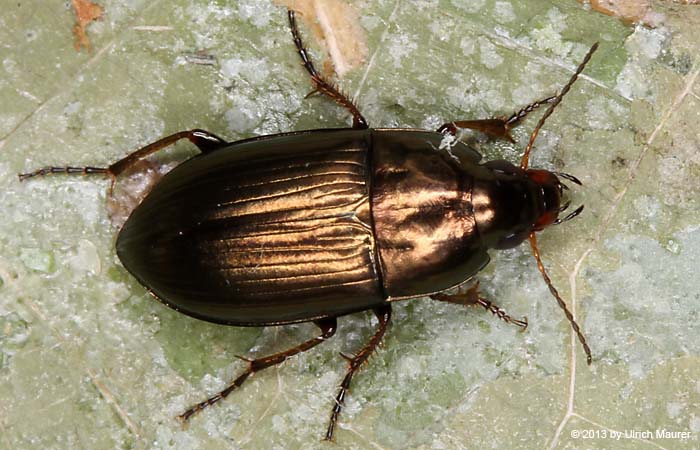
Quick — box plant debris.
[72,0,103,52]
[580,0,665,26]
[276,0,368,78]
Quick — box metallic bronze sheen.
[117,129,383,325]
[370,130,489,298]
[116,128,550,326]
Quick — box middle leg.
[287,10,368,129]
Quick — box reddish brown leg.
[108,129,227,176]
[325,305,391,441]
[437,96,556,142]
[431,281,527,329]
[178,318,337,422]
[287,10,368,129]
[18,129,228,186]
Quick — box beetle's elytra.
[19,10,597,441]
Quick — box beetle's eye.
[484,159,521,176]
[494,229,530,249]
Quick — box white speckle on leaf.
[664,238,680,254]
[460,36,476,56]
[667,401,685,419]
[237,0,273,28]
[616,62,650,101]
[615,27,668,101]
[494,1,515,23]
[451,0,486,13]
[530,8,572,57]
[388,33,417,68]
[512,86,546,107]
[586,97,627,130]
[690,415,700,432]
[63,101,81,116]
[3,57,17,74]
[421,114,443,130]
[271,414,288,434]
[396,355,422,381]
[629,26,666,59]
[479,38,503,69]
[220,57,270,85]
[531,25,572,56]
[632,195,661,225]
[225,94,262,134]
[657,157,683,201]
[67,239,101,275]
[547,7,568,32]
[483,88,505,111]
[19,247,54,273]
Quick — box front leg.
[437,96,556,142]
[431,281,527,329]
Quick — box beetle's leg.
[18,129,228,185]
[437,95,556,143]
[178,317,337,422]
[430,281,528,329]
[106,129,227,176]
[325,304,391,441]
[287,10,368,129]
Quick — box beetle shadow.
[106,146,198,229]
[115,282,263,384]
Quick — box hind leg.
[179,318,338,422]
[325,305,391,441]
[18,129,228,192]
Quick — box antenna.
[519,43,599,364]
[520,43,599,170]
[529,232,592,364]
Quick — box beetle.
[19,10,595,441]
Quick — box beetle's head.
[475,161,583,250]
[525,168,584,232]
[474,159,590,364]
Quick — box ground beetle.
[19,10,596,441]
